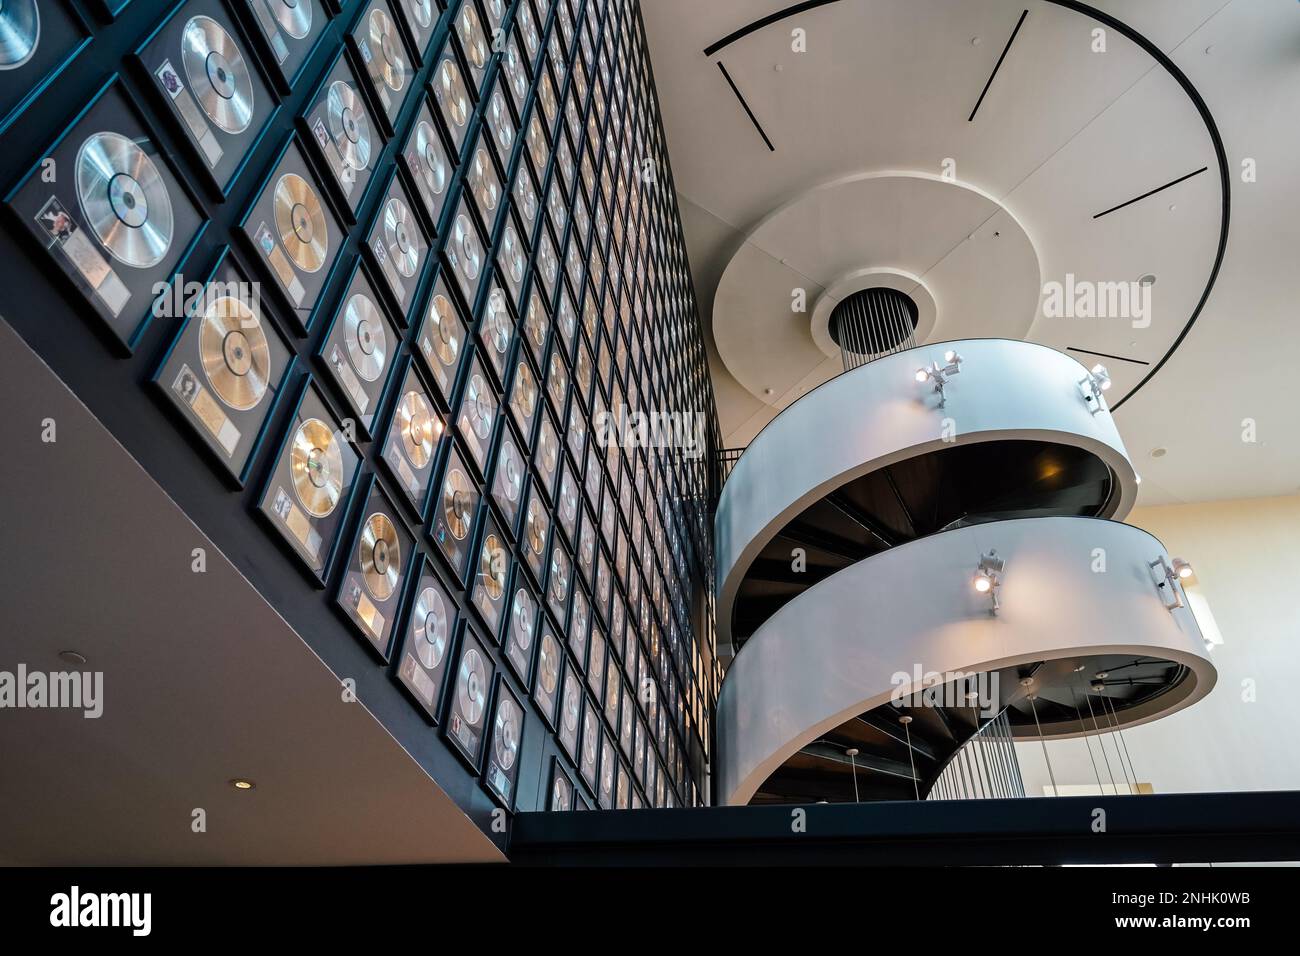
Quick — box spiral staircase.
[713,337,1216,806]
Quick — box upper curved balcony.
[715,339,1140,652]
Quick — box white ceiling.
[645,0,1300,506]
[0,320,505,865]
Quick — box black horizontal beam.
[508,790,1300,866]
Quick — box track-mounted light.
[916,351,963,407]
[1079,363,1112,414]
[973,549,1003,611]
[1148,555,1192,610]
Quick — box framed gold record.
[336,478,411,657]
[256,381,360,581]
[471,515,509,635]
[152,248,292,484]
[533,622,562,729]
[349,0,411,133]
[414,273,466,404]
[380,359,444,517]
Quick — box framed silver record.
[429,46,472,152]
[6,80,207,350]
[396,558,457,722]
[443,196,485,309]
[400,97,453,232]
[414,273,467,404]
[599,733,616,809]
[240,0,328,92]
[256,380,361,582]
[489,427,526,533]
[136,0,275,196]
[0,0,92,137]
[568,584,589,669]
[349,0,413,134]
[483,678,524,809]
[453,0,489,91]
[586,624,606,699]
[317,257,399,436]
[152,248,293,485]
[477,279,514,384]
[429,442,480,585]
[300,49,384,220]
[470,512,510,635]
[557,662,581,762]
[545,537,572,624]
[533,410,561,500]
[365,172,426,321]
[445,627,495,768]
[483,78,515,173]
[335,477,412,657]
[578,696,598,791]
[549,757,574,812]
[532,621,562,730]
[511,163,539,247]
[519,483,550,587]
[391,0,438,65]
[502,574,536,682]
[497,218,528,308]
[520,287,550,369]
[455,354,498,476]
[239,137,344,329]
[464,134,501,230]
[379,359,445,516]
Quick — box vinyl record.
[427,293,460,366]
[274,173,328,273]
[500,226,525,283]
[434,58,469,127]
[0,0,38,71]
[76,132,174,269]
[479,533,505,600]
[181,16,254,135]
[582,719,597,767]
[539,633,559,694]
[498,442,522,502]
[397,389,436,468]
[511,590,533,648]
[198,295,270,410]
[485,290,510,355]
[457,2,487,71]
[538,425,558,475]
[327,81,372,171]
[369,8,406,92]
[290,418,343,517]
[383,197,418,277]
[411,584,448,668]
[468,148,499,213]
[413,121,448,194]
[442,467,474,539]
[493,698,520,771]
[465,373,494,439]
[512,363,537,418]
[268,0,312,40]
[457,646,487,726]
[343,293,386,382]
[359,512,401,600]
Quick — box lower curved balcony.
[715,516,1217,807]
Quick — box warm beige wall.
[1016,494,1300,795]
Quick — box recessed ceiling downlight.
[1150,447,1168,458]
[230,779,256,791]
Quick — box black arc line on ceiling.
[968,9,1029,122]
[698,0,1229,412]
[717,62,775,152]
[1092,166,1208,219]
[1067,347,1150,366]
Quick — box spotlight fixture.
[1148,555,1191,610]
[973,549,1003,611]
[916,351,963,407]
[1078,363,1112,414]
[230,779,256,791]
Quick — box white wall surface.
[1016,494,1300,795]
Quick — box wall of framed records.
[0,0,722,836]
